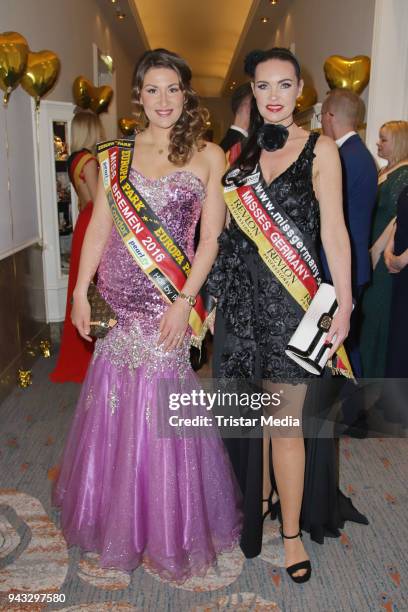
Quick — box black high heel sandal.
[270,497,280,521]
[262,493,273,522]
[262,490,281,522]
[280,527,312,584]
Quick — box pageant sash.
[224,166,353,378]
[97,138,214,347]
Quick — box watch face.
[180,292,196,306]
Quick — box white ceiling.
[98,0,291,98]
[130,0,258,96]
[223,0,293,94]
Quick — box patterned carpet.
[0,355,407,611]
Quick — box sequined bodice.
[94,168,205,374]
[98,168,205,325]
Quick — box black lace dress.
[208,133,350,556]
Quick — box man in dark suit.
[320,89,378,378]
[320,91,376,525]
[219,82,252,158]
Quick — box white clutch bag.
[285,283,345,375]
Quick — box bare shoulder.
[314,133,339,157]
[199,141,226,165]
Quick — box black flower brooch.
[257,123,290,152]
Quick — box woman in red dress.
[50,110,105,383]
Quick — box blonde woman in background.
[360,120,408,377]
[50,109,105,383]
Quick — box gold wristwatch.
[178,292,196,306]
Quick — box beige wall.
[1,0,136,119]
[270,0,376,106]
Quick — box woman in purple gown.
[52,49,242,582]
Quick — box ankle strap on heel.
[280,526,303,539]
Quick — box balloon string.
[3,106,14,244]
[34,106,45,248]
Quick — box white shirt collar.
[335,131,357,148]
[230,125,248,138]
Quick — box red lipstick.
[266,105,283,112]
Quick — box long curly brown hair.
[131,49,208,166]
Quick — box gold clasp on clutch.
[90,319,117,329]
[318,314,332,332]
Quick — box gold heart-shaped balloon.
[0,31,29,104]
[324,55,370,94]
[118,117,138,136]
[72,76,92,109]
[21,50,60,108]
[73,76,113,114]
[295,85,317,113]
[90,85,113,114]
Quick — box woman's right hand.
[384,248,396,272]
[71,291,92,342]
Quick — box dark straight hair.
[223,47,301,186]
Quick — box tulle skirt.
[53,347,242,582]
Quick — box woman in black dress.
[209,48,356,583]
[385,186,408,376]
[383,185,408,426]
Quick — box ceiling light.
[111,0,117,3]
[260,16,269,23]
[270,0,278,4]
[116,11,126,20]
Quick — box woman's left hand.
[158,298,191,351]
[325,307,352,360]
[385,251,406,273]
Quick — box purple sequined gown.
[53,169,242,581]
